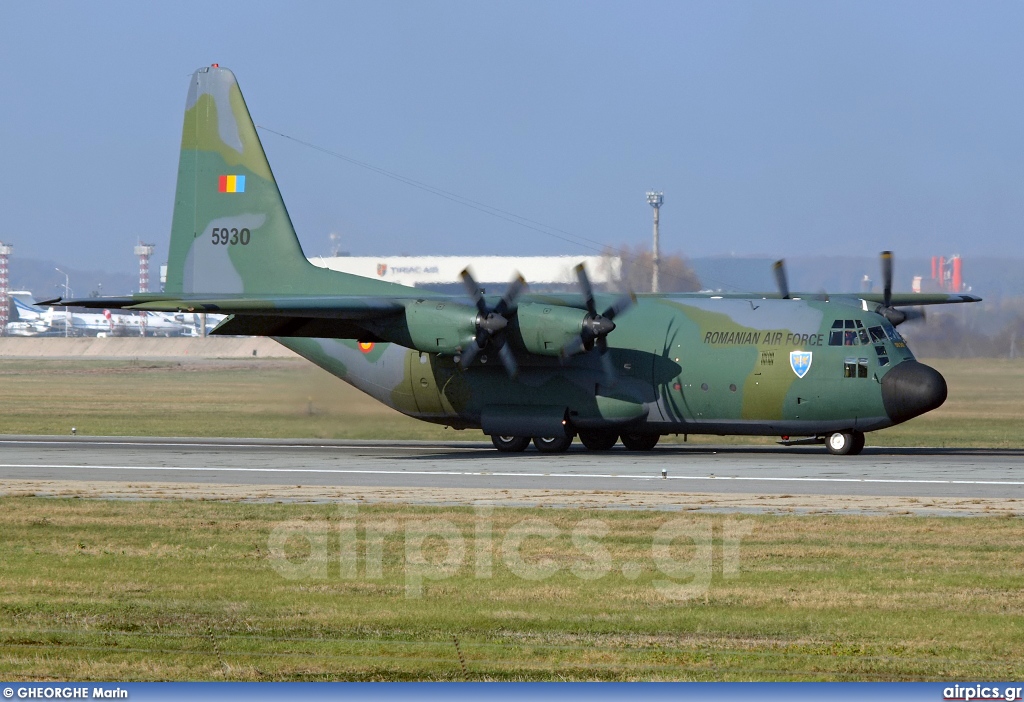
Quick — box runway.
[1,436,1023,510]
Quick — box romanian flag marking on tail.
[218,175,246,193]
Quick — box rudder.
[166,66,328,295]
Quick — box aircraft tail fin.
[166,66,401,297]
[13,296,42,319]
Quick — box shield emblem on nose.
[790,351,812,378]
[377,263,388,277]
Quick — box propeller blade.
[880,251,893,309]
[902,307,926,324]
[460,268,488,317]
[497,343,519,377]
[495,274,527,315]
[596,337,617,388]
[459,340,481,369]
[772,259,790,299]
[574,263,598,316]
[602,292,636,320]
[600,349,617,388]
[560,335,588,359]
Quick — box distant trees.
[611,244,702,293]
[900,300,1024,358]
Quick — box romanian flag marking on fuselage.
[218,175,246,193]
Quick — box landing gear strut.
[826,431,865,456]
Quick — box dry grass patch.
[1,357,1024,445]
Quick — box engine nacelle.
[514,302,589,357]
[402,300,477,355]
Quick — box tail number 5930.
[211,227,251,246]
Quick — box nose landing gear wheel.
[533,435,574,453]
[826,430,865,455]
[578,430,618,451]
[491,435,530,453]
[620,433,660,451]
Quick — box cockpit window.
[843,357,871,378]
[829,319,874,346]
[882,322,905,344]
[829,321,843,346]
[869,326,886,342]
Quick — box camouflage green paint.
[166,66,410,298]
[63,66,979,444]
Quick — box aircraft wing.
[658,292,982,306]
[853,292,981,306]
[42,295,409,318]
[42,294,412,340]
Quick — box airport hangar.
[304,254,622,293]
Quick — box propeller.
[881,250,893,309]
[458,268,526,376]
[876,250,925,326]
[560,264,636,386]
[772,259,790,299]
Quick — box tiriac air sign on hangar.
[309,255,622,288]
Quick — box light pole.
[646,191,664,293]
[55,268,70,337]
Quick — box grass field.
[1,359,1022,681]
[0,498,1021,681]
[0,357,1022,446]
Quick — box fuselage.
[275,294,945,439]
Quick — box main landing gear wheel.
[826,431,865,456]
[578,430,618,451]
[620,433,660,451]
[533,435,574,453]
[491,435,530,453]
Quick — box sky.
[2,1,1024,276]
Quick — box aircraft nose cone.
[881,360,947,424]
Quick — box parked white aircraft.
[7,295,216,337]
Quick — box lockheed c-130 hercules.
[50,66,981,455]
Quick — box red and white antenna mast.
[0,242,12,333]
[134,243,155,293]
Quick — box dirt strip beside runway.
[0,336,298,358]
[2,479,1021,516]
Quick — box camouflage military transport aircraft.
[51,66,982,455]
